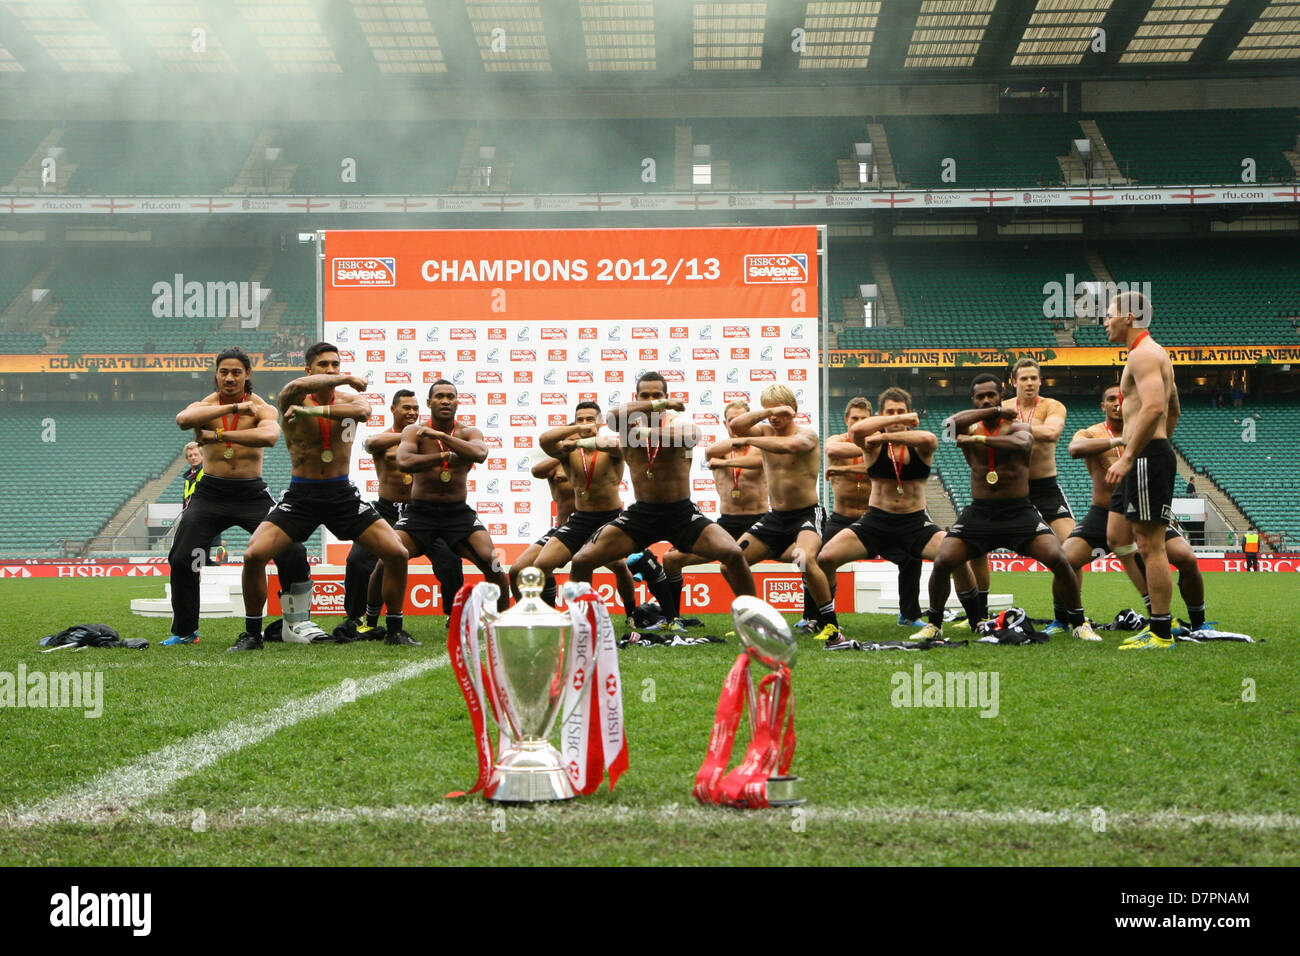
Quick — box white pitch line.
[3,657,448,827]
[3,801,1298,832]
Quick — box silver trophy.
[731,596,805,807]
[478,567,577,802]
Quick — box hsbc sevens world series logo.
[743,254,807,284]
[332,257,396,287]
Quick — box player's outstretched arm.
[744,427,817,456]
[395,424,441,473]
[848,412,917,445]
[1029,400,1067,442]
[708,450,763,470]
[958,422,1033,454]
[1068,427,1121,459]
[176,394,243,430]
[205,402,281,448]
[430,425,488,463]
[364,431,403,455]
[279,374,367,409]
[944,404,1013,434]
[531,457,561,480]
[867,428,939,453]
[826,440,865,460]
[541,422,594,458]
[606,398,685,434]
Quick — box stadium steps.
[1174,446,1251,533]
[865,246,901,325]
[3,125,71,194]
[0,257,47,321]
[864,123,899,189]
[1078,119,1129,185]
[4,260,60,345]
[89,453,191,554]
[451,126,514,193]
[1286,147,1300,180]
[924,475,958,528]
[226,128,297,194]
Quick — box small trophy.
[694,596,804,808]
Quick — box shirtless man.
[1068,385,1211,634]
[653,398,769,628]
[512,401,638,618]
[166,347,318,646]
[818,388,980,647]
[727,385,836,641]
[917,374,1099,643]
[337,390,463,642]
[568,372,754,600]
[819,396,927,629]
[510,455,575,606]
[1104,291,1183,650]
[239,342,411,650]
[393,380,510,617]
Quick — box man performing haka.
[817,388,981,648]
[509,455,575,606]
[166,347,322,646]
[820,396,928,630]
[916,374,1099,643]
[1103,291,1185,650]
[238,342,411,650]
[649,398,769,630]
[393,380,511,623]
[726,385,838,642]
[510,401,638,620]
[568,372,755,600]
[336,390,464,642]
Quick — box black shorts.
[1108,484,1126,516]
[395,499,488,554]
[1068,505,1110,552]
[848,508,942,564]
[533,526,559,549]
[822,510,859,542]
[717,512,763,542]
[374,497,401,525]
[551,508,622,554]
[264,478,384,543]
[608,499,713,552]
[1123,438,1176,526]
[948,498,1052,558]
[1029,476,1074,524]
[744,504,825,555]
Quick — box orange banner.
[322,226,820,323]
[828,345,1300,369]
[0,352,295,374]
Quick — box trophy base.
[765,775,806,807]
[488,743,578,803]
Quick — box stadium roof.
[0,0,1296,87]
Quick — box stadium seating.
[0,122,54,188]
[0,247,44,315]
[272,121,470,195]
[60,123,259,194]
[477,119,677,193]
[687,118,859,191]
[1091,109,1298,186]
[883,114,1079,190]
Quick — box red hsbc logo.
[422,371,442,383]
[744,254,809,284]
[541,328,566,340]
[488,393,506,405]
[693,478,714,492]
[366,480,379,493]
[510,415,537,428]
[700,500,717,514]
[514,501,530,513]
[541,393,567,405]
[662,370,684,382]
[763,578,804,607]
[670,390,688,402]
[466,478,476,491]
[731,347,750,360]
[360,328,385,341]
[457,392,475,404]
[514,371,532,383]
[724,326,749,338]
[579,327,597,339]
[750,369,776,381]
[358,457,374,471]
[511,349,537,362]
[789,368,807,381]
[578,392,596,403]
[366,349,385,362]
[311,580,347,614]
[476,371,502,383]
[568,371,593,383]
[795,412,811,424]
[670,326,689,339]
[548,414,567,426]
[639,348,658,361]
[366,414,383,427]
[339,350,356,362]
[549,349,567,362]
[450,328,475,340]
[632,327,657,339]
[419,349,445,362]
[457,349,477,362]
[511,479,531,492]
[361,392,385,404]
[514,436,532,448]
[693,412,719,425]
[460,414,476,426]
[384,371,411,384]
[762,325,781,338]
[785,347,811,360]
[605,370,624,382]
[478,501,503,514]
[489,523,508,537]
[487,458,506,470]
[693,348,719,361]
[602,349,628,362]
[697,369,715,382]
[488,328,506,340]
[397,328,415,340]
[724,391,750,403]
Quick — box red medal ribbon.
[982,421,999,475]
[1016,398,1038,425]
[445,584,500,798]
[220,409,238,454]
[729,447,743,492]
[307,395,333,455]
[886,442,906,489]
[645,434,661,476]
[579,447,598,497]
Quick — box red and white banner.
[558,587,628,795]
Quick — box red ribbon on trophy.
[558,588,629,794]
[446,583,505,799]
[694,651,796,809]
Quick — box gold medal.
[896,484,904,496]
[580,489,589,499]
[646,469,654,480]
[223,447,234,460]
[440,469,452,483]
[403,473,413,485]
[986,470,999,485]
[320,449,333,463]
[731,489,741,500]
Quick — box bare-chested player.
[727,384,836,641]
[652,398,769,629]
[918,374,1099,643]
[511,401,638,618]
[1104,291,1184,650]
[509,456,575,605]
[337,390,464,642]
[568,372,754,600]
[819,396,928,629]
[166,347,319,646]
[239,342,411,650]
[393,380,510,619]
[1067,384,1211,636]
[818,388,980,647]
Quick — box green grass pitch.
[1,572,1296,865]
